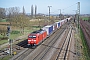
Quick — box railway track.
[10,39,34,60]
[12,49,34,60]
[11,24,67,60]
[32,26,67,60]
[11,20,72,60]
[56,26,72,60]
[23,21,71,60]
[11,27,63,60]
[80,20,90,49]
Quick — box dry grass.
[0,22,10,25]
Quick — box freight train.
[28,17,71,46]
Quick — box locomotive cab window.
[29,36,36,38]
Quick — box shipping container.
[59,21,62,27]
[42,25,53,35]
[62,20,65,25]
[52,23,57,30]
[56,22,60,28]
[59,20,63,26]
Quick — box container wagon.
[53,23,57,31]
[42,25,53,36]
[56,22,60,28]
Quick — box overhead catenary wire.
[50,3,77,14]
[63,3,77,10]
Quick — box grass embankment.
[0,26,40,45]
[0,26,40,60]
[0,35,8,45]
[0,55,12,60]
[0,19,7,22]
[80,28,90,60]
[81,17,90,21]
[0,30,22,45]
[0,18,59,45]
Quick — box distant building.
[35,5,37,17]
[23,6,25,15]
[31,5,33,18]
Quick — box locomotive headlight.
[28,40,31,41]
[34,40,36,41]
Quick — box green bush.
[32,26,39,28]
[11,31,20,34]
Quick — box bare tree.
[5,7,30,34]
[6,7,20,26]
[0,7,6,19]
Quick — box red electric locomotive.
[28,30,47,46]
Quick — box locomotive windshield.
[29,35,36,38]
